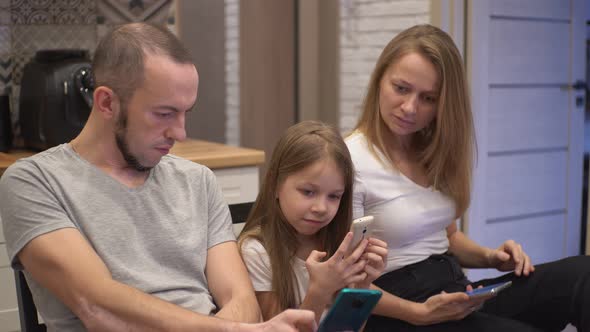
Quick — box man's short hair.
[92,23,194,106]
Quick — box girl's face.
[277,157,345,239]
[378,52,439,142]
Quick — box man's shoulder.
[2,144,73,178]
[155,154,217,185]
[159,154,212,173]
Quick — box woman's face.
[378,52,440,142]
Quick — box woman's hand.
[410,288,489,326]
[354,237,388,289]
[305,232,368,302]
[486,240,535,276]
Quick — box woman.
[346,24,590,331]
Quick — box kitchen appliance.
[19,49,94,150]
[0,94,11,152]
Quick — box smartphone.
[350,216,374,250]
[318,288,382,332]
[465,280,512,298]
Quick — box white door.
[466,0,587,281]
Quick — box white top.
[345,132,455,273]
[241,238,309,305]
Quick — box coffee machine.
[19,49,94,150]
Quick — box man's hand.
[486,240,535,276]
[248,309,317,332]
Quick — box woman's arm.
[446,222,535,276]
[446,222,493,268]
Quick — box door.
[466,0,586,281]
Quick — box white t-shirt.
[345,132,456,273]
[240,238,309,305]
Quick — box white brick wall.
[225,0,240,146]
[224,0,431,142]
[339,0,430,133]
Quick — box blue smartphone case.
[318,288,382,332]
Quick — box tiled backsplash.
[0,0,174,148]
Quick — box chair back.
[14,269,46,332]
[229,202,254,236]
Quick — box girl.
[347,24,590,331]
[238,120,388,323]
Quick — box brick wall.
[338,0,430,133]
[225,0,240,146]
[223,0,432,144]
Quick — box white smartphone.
[465,280,512,298]
[350,215,374,250]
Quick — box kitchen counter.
[0,139,264,176]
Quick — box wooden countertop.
[0,139,265,175]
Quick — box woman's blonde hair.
[238,120,354,313]
[353,24,474,218]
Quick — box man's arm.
[19,228,240,332]
[206,241,261,323]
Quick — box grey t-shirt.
[0,144,236,331]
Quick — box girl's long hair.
[238,120,354,312]
[353,24,475,218]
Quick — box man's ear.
[93,86,119,119]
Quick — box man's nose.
[166,116,187,141]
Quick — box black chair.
[13,202,254,331]
[228,201,254,225]
[14,269,46,332]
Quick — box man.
[0,23,315,331]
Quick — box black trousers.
[365,254,590,332]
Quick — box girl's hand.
[305,232,369,301]
[354,237,388,289]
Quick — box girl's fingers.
[363,264,381,278]
[331,232,354,262]
[347,272,368,285]
[367,237,387,248]
[306,250,327,263]
[345,238,368,264]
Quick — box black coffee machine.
[19,49,94,151]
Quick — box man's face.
[114,54,199,171]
